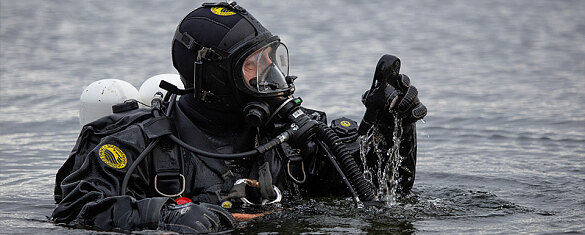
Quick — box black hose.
[316,122,376,202]
[168,135,258,159]
[315,140,361,207]
[120,138,160,195]
[167,129,292,160]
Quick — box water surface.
[1,0,584,234]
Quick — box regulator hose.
[168,129,292,160]
[120,138,160,195]
[315,122,376,202]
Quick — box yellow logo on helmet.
[340,120,351,127]
[99,144,127,169]
[211,7,236,16]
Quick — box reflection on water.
[1,0,584,233]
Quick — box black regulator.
[243,96,321,147]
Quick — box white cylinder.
[139,74,184,107]
[79,79,140,128]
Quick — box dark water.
[1,0,584,234]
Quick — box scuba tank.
[138,74,184,107]
[78,74,184,127]
[79,79,140,128]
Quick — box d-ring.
[154,174,186,197]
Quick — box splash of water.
[360,113,404,206]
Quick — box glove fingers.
[411,103,427,120]
[201,203,237,229]
[187,204,219,232]
[159,202,229,233]
[398,74,410,90]
[398,85,418,113]
[201,209,221,231]
[389,74,411,91]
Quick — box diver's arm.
[359,70,426,195]
[53,192,169,230]
[357,56,426,196]
[367,112,418,195]
[398,121,417,194]
[51,125,168,231]
[53,121,236,233]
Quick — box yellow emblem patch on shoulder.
[211,7,236,16]
[340,120,352,127]
[99,144,127,169]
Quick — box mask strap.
[193,48,223,103]
[174,26,197,50]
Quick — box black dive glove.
[159,202,237,233]
[358,55,427,134]
[386,73,427,124]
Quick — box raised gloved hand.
[159,202,237,233]
[358,55,426,134]
[387,73,427,124]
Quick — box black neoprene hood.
[172,1,294,107]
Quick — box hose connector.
[256,128,294,153]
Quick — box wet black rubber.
[316,122,376,201]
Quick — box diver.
[51,2,427,233]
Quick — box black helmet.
[172,2,295,113]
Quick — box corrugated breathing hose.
[315,122,376,202]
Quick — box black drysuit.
[51,95,418,231]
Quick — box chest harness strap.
[142,116,186,197]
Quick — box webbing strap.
[151,138,185,197]
[259,160,277,200]
[142,116,173,139]
[173,26,223,61]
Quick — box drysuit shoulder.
[83,108,154,135]
[54,108,155,203]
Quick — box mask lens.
[242,42,290,94]
[274,44,289,76]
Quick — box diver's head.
[172,2,295,116]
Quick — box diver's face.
[242,47,273,86]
